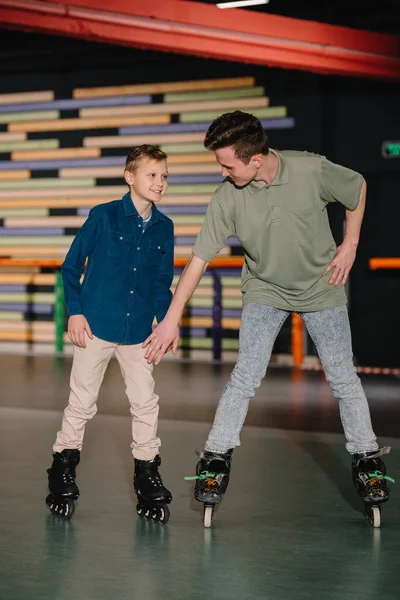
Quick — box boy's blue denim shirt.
[62,192,174,344]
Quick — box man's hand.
[68,314,93,348]
[324,243,357,286]
[143,319,180,365]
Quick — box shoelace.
[184,470,223,486]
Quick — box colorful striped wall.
[0,77,295,357]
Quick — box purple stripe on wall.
[0,228,64,236]
[0,157,126,171]
[0,303,53,313]
[0,285,27,293]
[179,327,208,337]
[77,208,90,217]
[119,117,295,136]
[0,95,152,114]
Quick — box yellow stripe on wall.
[12,148,101,161]
[59,163,220,179]
[5,216,85,228]
[73,77,256,99]
[0,186,126,199]
[83,131,205,148]
[0,132,26,142]
[0,91,54,105]
[0,273,56,285]
[0,171,30,181]
[9,114,171,133]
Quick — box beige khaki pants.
[53,335,160,460]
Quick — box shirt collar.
[247,150,289,195]
[122,192,166,222]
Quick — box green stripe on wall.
[0,179,95,190]
[0,313,24,321]
[0,209,48,218]
[181,106,287,123]
[159,143,206,154]
[0,236,74,245]
[0,293,55,303]
[0,111,59,124]
[0,139,60,152]
[187,298,242,309]
[165,87,265,103]
[170,215,205,224]
[180,338,239,350]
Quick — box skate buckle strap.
[363,470,395,484]
[184,470,222,482]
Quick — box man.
[143,111,392,525]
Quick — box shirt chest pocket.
[107,230,134,258]
[289,208,317,243]
[146,240,164,265]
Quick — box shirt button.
[157,246,160,249]
[120,236,123,240]
[137,247,140,250]
[127,313,130,316]
[138,224,142,228]
[130,290,134,294]
[133,268,137,272]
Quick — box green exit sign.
[382,141,400,158]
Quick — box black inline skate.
[352,446,395,528]
[46,449,80,520]
[134,455,172,524]
[185,449,233,528]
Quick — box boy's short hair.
[125,145,167,173]
[204,110,269,164]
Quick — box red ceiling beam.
[0,0,399,80]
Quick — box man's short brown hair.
[125,144,167,173]
[204,110,269,164]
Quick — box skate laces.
[184,471,223,490]
[362,470,395,485]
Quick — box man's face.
[214,146,260,187]
[124,157,168,203]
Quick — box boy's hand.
[68,315,93,348]
[143,320,180,365]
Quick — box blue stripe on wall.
[120,117,295,136]
[0,95,152,114]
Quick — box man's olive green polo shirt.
[193,150,364,312]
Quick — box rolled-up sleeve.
[192,193,235,262]
[320,156,364,211]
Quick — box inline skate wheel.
[46,494,75,520]
[203,505,213,528]
[366,505,381,528]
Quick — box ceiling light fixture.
[217,0,270,9]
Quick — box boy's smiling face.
[124,157,168,204]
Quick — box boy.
[46,145,175,524]
[144,112,393,528]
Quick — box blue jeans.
[205,304,378,455]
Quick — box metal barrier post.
[54,270,65,354]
